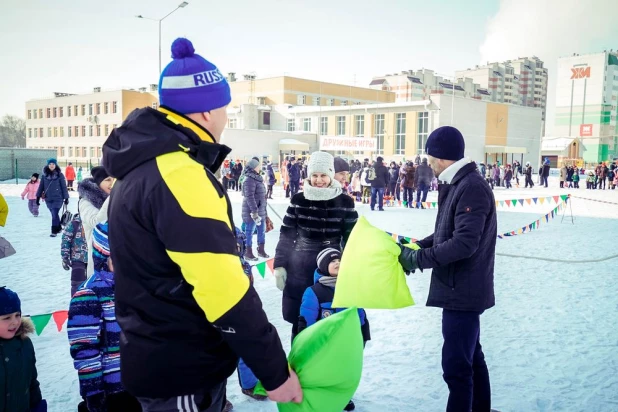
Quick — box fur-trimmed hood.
[78,177,109,210]
[42,165,63,178]
[16,317,34,339]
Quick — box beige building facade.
[25,87,158,165]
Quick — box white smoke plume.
[479,0,618,135]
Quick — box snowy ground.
[1,176,617,412]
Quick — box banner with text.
[320,136,377,151]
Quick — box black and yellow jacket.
[102,106,288,398]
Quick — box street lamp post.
[136,1,189,75]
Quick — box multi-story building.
[368,69,493,103]
[25,86,158,165]
[553,51,618,163]
[455,57,548,130]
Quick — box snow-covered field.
[1,177,617,412]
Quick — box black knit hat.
[334,157,350,173]
[91,166,109,186]
[31,173,39,179]
[425,126,465,161]
[316,248,342,275]
[0,287,21,316]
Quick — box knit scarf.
[302,179,342,201]
[318,275,338,287]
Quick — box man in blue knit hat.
[103,38,301,412]
[398,126,497,411]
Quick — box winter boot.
[257,244,270,259]
[241,388,268,401]
[344,400,355,411]
[222,399,234,411]
[244,247,258,261]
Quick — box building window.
[39,128,43,137]
[47,127,51,137]
[68,126,72,137]
[112,101,118,113]
[60,147,65,157]
[374,114,385,155]
[28,128,32,138]
[89,125,93,136]
[34,128,38,138]
[297,95,306,105]
[96,125,101,136]
[69,147,74,157]
[417,112,429,154]
[81,105,86,116]
[74,126,79,137]
[336,116,346,136]
[354,115,364,137]
[67,106,71,117]
[228,119,237,129]
[52,107,57,118]
[81,126,86,136]
[88,104,93,115]
[82,147,87,158]
[90,147,96,158]
[47,108,51,118]
[27,110,31,119]
[104,102,109,114]
[303,118,311,132]
[104,124,109,136]
[59,107,64,117]
[340,100,348,106]
[320,117,328,135]
[263,112,270,125]
[39,109,43,118]
[327,98,335,106]
[96,103,101,115]
[287,118,296,132]
[314,97,321,106]
[74,105,78,116]
[59,127,64,137]
[395,113,406,155]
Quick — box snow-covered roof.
[541,137,577,151]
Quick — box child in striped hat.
[67,222,141,412]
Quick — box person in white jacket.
[77,167,112,278]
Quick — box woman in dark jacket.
[36,158,69,237]
[387,161,400,201]
[232,162,243,191]
[266,162,276,199]
[274,152,358,342]
[242,158,269,260]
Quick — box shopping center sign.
[580,124,593,137]
[319,136,377,151]
[571,66,591,80]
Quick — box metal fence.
[0,148,57,182]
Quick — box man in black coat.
[398,126,496,412]
[370,156,390,211]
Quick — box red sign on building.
[571,67,591,79]
[580,124,593,136]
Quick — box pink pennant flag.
[266,258,275,274]
[52,310,69,332]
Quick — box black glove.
[62,259,72,271]
[64,198,69,205]
[36,197,41,206]
[398,244,420,275]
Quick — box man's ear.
[201,111,212,123]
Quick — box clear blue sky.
[2,0,617,135]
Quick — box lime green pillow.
[254,308,364,411]
[332,216,415,309]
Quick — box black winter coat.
[416,162,496,312]
[288,163,301,182]
[36,166,69,208]
[242,170,267,222]
[274,192,358,323]
[370,162,389,188]
[388,167,399,184]
[415,163,434,186]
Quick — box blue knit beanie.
[425,126,465,161]
[0,287,21,316]
[47,158,57,165]
[158,38,231,114]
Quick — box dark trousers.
[416,183,429,207]
[387,182,400,200]
[222,176,229,193]
[370,187,385,210]
[402,187,414,207]
[598,178,606,189]
[79,391,142,412]
[70,261,88,297]
[67,180,74,190]
[524,175,534,188]
[505,179,512,189]
[48,205,61,233]
[138,381,225,412]
[290,180,300,197]
[541,175,548,187]
[27,199,39,216]
[486,178,494,189]
[442,309,491,412]
[266,184,273,199]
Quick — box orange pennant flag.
[526,199,532,205]
[52,310,69,332]
[266,258,275,274]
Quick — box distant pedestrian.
[21,173,40,217]
[36,158,70,237]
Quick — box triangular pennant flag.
[545,214,549,222]
[385,232,392,237]
[526,199,532,205]
[536,220,540,227]
[404,237,411,243]
[546,197,553,204]
[495,201,499,207]
[518,199,524,206]
[533,197,538,204]
[30,313,52,336]
[528,224,533,231]
[553,196,560,203]
[531,222,536,230]
[500,201,505,207]
[256,262,267,278]
[392,233,399,241]
[505,200,512,207]
[52,310,69,332]
[560,195,568,202]
[551,210,555,218]
[498,235,503,239]
[539,197,545,204]
[511,231,516,235]
[432,202,437,208]
[266,258,275,274]
[522,226,527,233]
[512,199,518,206]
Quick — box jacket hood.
[102,107,231,179]
[16,317,34,339]
[43,165,62,177]
[313,269,326,283]
[78,177,108,210]
[244,169,264,182]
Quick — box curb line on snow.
[496,252,618,263]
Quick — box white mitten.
[274,267,287,291]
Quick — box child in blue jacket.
[298,248,371,411]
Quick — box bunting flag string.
[24,311,68,336]
[251,257,276,279]
[569,195,618,206]
[379,195,568,209]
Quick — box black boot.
[344,400,355,411]
[222,399,233,411]
[257,244,269,258]
[244,247,258,261]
